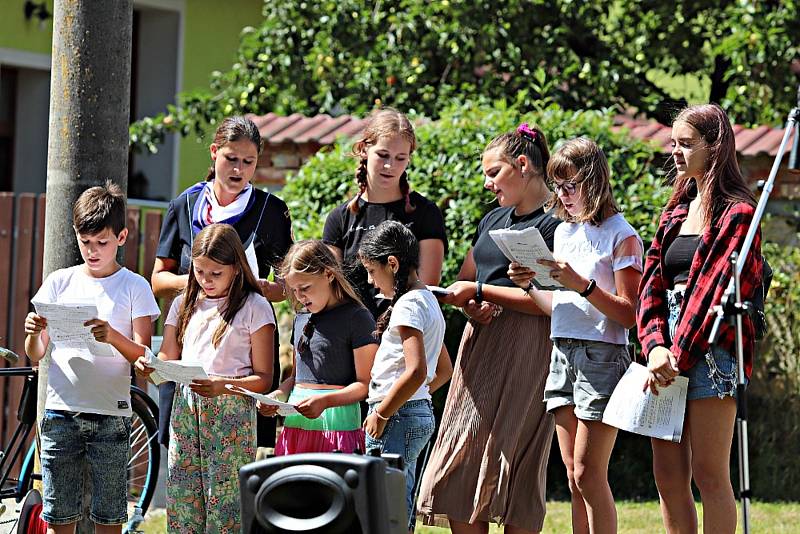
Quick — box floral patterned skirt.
[166,383,256,534]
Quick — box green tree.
[130,0,799,153]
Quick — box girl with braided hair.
[358,220,451,533]
[323,107,447,318]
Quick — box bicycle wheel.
[127,389,160,522]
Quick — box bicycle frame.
[0,367,37,501]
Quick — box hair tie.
[516,123,537,143]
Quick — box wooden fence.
[0,192,167,470]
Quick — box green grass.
[141,501,800,533]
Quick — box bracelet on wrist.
[579,278,597,298]
[523,280,535,294]
[475,281,484,303]
[374,409,390,421]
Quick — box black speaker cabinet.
[239,452,407,534]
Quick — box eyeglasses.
[552,180,579,196]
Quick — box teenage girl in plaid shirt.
[509,137,643,534]
[637,104,762,534]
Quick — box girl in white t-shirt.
[509,137,643,534]
[136,223,275,534]
[357,220,452,533]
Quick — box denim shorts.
[40,409,131,525]
[544,338,631,421]
[667,289,744,400]
[365,399,435,529]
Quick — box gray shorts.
[544,338,631,421]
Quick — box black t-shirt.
[156,186,293,278]
[472,206,562,287]
[292,301,377,386]
[322,191,447,317]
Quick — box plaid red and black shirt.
[637,201,762,378]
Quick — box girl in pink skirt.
[258,240,378,454]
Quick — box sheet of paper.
[225,384,300,416]
[32,300,115,357]
[144,350,208,385]
[602,362,689,442]
[426,285,453,296]
[488,227,564,290]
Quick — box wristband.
[579,278,597,298]
[374,409,390,421]
[475,281,484,303]
[523,280,535,294]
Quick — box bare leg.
[48,523,77,534]
[572,420,618,534]
[449,518,490,534]
[651,431,696,533]
[553,406,589,534]
[688,396,737,534]
[95,524,123,534]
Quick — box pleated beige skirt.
[417,309,554,531]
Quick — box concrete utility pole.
[39,1,133,531]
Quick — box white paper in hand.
[488,226,564,290]
[225,384,299,416]
[32,300,115,357]
[142,350,208,386]
[602,362,688,442]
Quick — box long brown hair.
[547,137,620,225]
[205,116,263,181]
[279,240,364,312]
[666,104,756,224]
[175,224,261,349]
[348,107,417,214]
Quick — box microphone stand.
[706,94,800,534]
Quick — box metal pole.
[707,102,800,534]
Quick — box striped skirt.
[417,309,554,531]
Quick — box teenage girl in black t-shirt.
[322,107,447,318]
[418,124,561,533]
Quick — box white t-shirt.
[166,292,275,377]
[551,213,643,345]
[34,265,160,416]
[368,288,445,404]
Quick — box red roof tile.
[249,111,794,158]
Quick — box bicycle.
[0,366,160,534]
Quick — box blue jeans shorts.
[667,289,744,400]
[365,399,435,529]
[40,409,131,525]
[544,338,631,421]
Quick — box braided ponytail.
[357,220,420,337]
[399,172,416,214]
[348,158,369,213]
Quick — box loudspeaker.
[239,452,407,534]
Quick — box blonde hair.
[279,240,364,312]
[547,137,620,225]
[176,224,262,349]
[348,107,417,214]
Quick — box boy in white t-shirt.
[24,181,160,533]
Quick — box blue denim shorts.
[667,289,744,400]
[544,338,631,421]
[365,399,435,529]
[40,409,131,525]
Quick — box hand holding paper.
[141,349,208,386]
[225,384,299,416]
[602,362,688,442]
[488,227,564,290]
